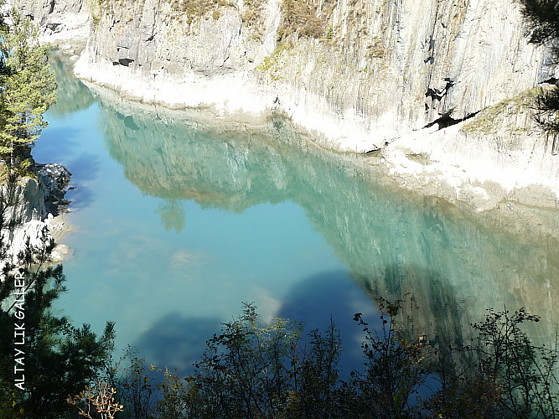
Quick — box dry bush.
[278,0,325,39]
[170,0,234,23]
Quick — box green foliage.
[520,0,559,47]
[285,322,343,417]
[116,348,158,418]
[0,8,57,171]
[185,303,303,418]
[534,87,559,152]
[0,176,115,418]
[519,0,559,146]
[111,301,433,418]
[156,367,189,418]
[344,302,428,418]
[111,301,559,418]
[256,42,287,73]
[429,308,559,418]
[473,308,558,417]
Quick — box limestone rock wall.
[12,0,89,47]
[63,0,547,150]
[1,165,71,266]
[12,0,559,200]
[13,0,84,24]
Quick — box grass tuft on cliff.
[171,0,236,23]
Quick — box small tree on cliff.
[520,0,559,46]
[0,8,56,173]
[519,0,559,145]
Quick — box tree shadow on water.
[360,263,473,354]
[278,270,381,374]
[132,313,221,376]
[61,152,101,211]
[65,152,101,183]
[129,267,475,384]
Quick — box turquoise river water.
[33,56,559,375]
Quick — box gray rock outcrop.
[1,165,72,267]
[11,0,89,49]
[12,0,85,25]
[37,163,72,216]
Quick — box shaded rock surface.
[1,164,72,266]
[37,163,72,216]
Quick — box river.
[32,55,559,375]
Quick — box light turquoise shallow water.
[33,56,559,374]
[35,58,381,373]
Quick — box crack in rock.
[424,109,479,130]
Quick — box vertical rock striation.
[64,0,546,148]
[12,0,89,47]
[12,0,559,202]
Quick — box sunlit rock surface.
[1,164,70,267]
[12,0,559,204]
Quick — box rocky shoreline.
[37,163,74,262]
[78,66,559,213]
[2,164,74,266]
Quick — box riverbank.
[73,46,393,154]
[382,124,559,212]
[72,77,559,256]
[45,211,74,263]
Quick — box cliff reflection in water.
[96,92,559,350]
[50,52,97,116]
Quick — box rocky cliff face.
[69,0,547,145]
[13,0,559,202]
[14,0,84,23]
[12,0,88,48]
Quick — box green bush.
[111,301,559,418]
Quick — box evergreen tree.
[521,0,559,46]
[0,8,56,173]
[0,177,115,418]
[519,1,559,143]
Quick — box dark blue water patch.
[278,270,379,375]
[133,313,222,376]
[34,126,83,162]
